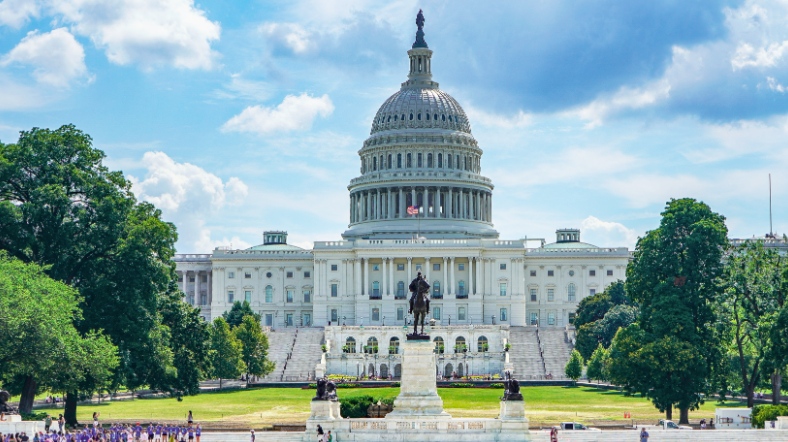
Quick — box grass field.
[35,386,746,427]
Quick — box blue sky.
[1,0,787,252]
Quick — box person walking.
[316,424,324,442]
[249,429,255,442]
[186,412,193,425]
[639,427,649,442]
[549,426,558,442]
[44,415,52,433]
[326,430,332,442]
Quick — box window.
[373,157,377,170]
[331,283,338,298]
[416,264,422,272]
[547,270,554,277]
[433,281,441,297]
[530,312,538,325]
[530,288,537,302]
[607,269,614,276]
[227,290,234,303]
[478,336,489,352]
[266,272,272,278]
[433,307,441,320]
[397,153,402,168]
[547,312,555,325]
[372,281,380,298]
[434,337,445,354]
[568,283,576,302]
[569,270,575,276]
[458,263,465,271]
[500,283,507,296]
[265,285,273,303]
[304,271,311,278]
[500,308,508,322]
[407,153,412,167]
[331,264,338,271]
[417,153,423,167]
[331,309,338,323]
[500,263,507,270]
[245,290,252,303]
[396,281,405,299]
[303,290,311,303]
[427,153,433,167]
[438,153,443,168]
[188,275,194,282]
[373,264,380,271]
[228,271,235,279]
[590,288,596,296]
[286,271,293,278]
[548,288,555,301]
[455,337,466,353]
[344,337,356,353]
[530,270,536,277]
[265,314,273,326]
[372,308,380,322]
[458,306,466,321]
[568,312,576,324]
[397,264,404,271]
[387,154,392,169]
[200,293,207,305]
[244,272,251,279]
[397,307,404,321]
[589,269,596,277]
[433,263,440,271]
[286,289,294,303]
[448,154,453,169]
[457,280,466,297]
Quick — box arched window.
[433,336,445,354]
[397,281,405,299]
[427,153,433,168]
[388,154,392,169]
[373,157,377,170]
[344,337,356,353]
[366,337,379,354]
[438,153,442,168]
[389,337,400,354]
[426,113,430,120]
[417,113,421,120]
[397,153,402,168]
[380,155,384,169]
[448,154,453,169]
[372,281,380,298]
[407,153,412,168]
[454,337,467,353]
[477,336,489,352]
[265,285,273,303]
[432,281,441,298]
[409,113,414,120]
[458,280,466,297]
[568,283,576,302]
[417,153,423,167]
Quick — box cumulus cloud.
[581,216,639,249]
[129,151,248,252]
[464,106,532,129]
[259,22,315,55]
[566,80,671,127]
[1,28,89,87]
[0,0,41,28]
[732,40,788,70]
[222,93,334,135]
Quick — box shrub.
[336,383,361,388]
[489,383,504,388]
[340,395,374,418]
[449,383,474,388]
[752,404,788,428]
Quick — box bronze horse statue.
[408,274,430,336]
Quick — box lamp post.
[448,314,451,326]
[356,361,360,379]
[383,315,386,326]
[491,315,495,325]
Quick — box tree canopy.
[209,317,244,388]
[223,301,261,329]
[234,315,274,382]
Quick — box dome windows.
[426,113,430,121]
[434,113,438,121]
[409,113,414,121]
[442,114,446,121]
[417,113,422,120]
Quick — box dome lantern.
[405,10,435,89]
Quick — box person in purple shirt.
[194,425,200,442]
[134,424,142,442]
[146,425,153,442]
[154,425,161,442]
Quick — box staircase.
[539,328,574,379]
[508,327,545,379]
[281,328,325,381]
[261,328,297,381]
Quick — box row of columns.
[178,270,212,306]
[362,152,481,174]
[350,186,492,224]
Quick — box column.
[448,188,453,218]
[425,187,430,217]
[459,189,464,219]
[443,257,448,295]
[388,189,393,219]
[389,258,395,295]
[437,189,443,218]
[399,187,404,218]
[377,190,382,220]
[407,257,413,287]
[450,257,455,296]
[355,259,362,296]
[474,256,481,296]
[194,271,200,305]
[207,270,212,305]
[366,191,371,220]
[364,258,369,296]
[411,188,416,210]
[382,258,388,296]
[425,257,431,281]
[476,192,482,220]
[468,258,473,296]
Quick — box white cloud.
[222,93,334,135]
[581,216,639,249]
[732,40,788,70]
[259,22,315,54]
[51,0,220,70]
[464,106,532,128]
[0,0,41,28]
[566,79,671,127]
[767,76,788,92]
[1,28,89,87]
[683,116,788,163]
[129,151,248,252]
[212,74,273,101]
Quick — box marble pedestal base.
[310,399,342,420]
[387,339,449,418]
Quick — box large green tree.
[574,281,636,360]
[564,349,584,383]
[223,301,261,329]
[623,198,728,424]
[234,315,274,383]
[0,125,178,423]
[209,317,244,388]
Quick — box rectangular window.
[397,154,402,168]
[286,313,293,326]
[548,288,555,301]
[330,309,338,323]
[568,312,576,324]
[548,312,555,325]
[304,271,311,278]
[397,307,404,321]
[407,153,412,167]
[331,283,338,297]
[227,290,234,303]
[607,269,614,276]
[245,290,251,303]
[458,263,465,271]
[433,263,440,271]
[433,307,441,320]
[530,288,537,302]
[286,289,294,303]
[303,290,311,303]
[188,275,195,282]
[373,264,379,271]
[286,271,293,278]
[228,271,235,279]
[245,272,251,279]
[500,263,507,270]
[589,288,596,296]
[331,264,338,271]
[530,270,536,277]
[500,308,508,322]
[500,283,507,296]
[416,264,422,272]
[372,307,380,321]
[417,153,423,167]
[265,314,273,326]
[397,264,405,271]
[547,270,554,277]
[265,287,272,303]
[589,269,596,277]
[530,312,538,325]
[200,293,207,305]
[458,306,466,321]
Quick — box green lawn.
[35,386,746,427]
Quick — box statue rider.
[408,272,430,315]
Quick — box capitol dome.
[342,10,498,240]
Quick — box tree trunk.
[773,371,782,405]
[18,375,37,414]
[65,392,79,426]
[219,378,222,389]
[665,407,672,420]
[746,384,755,408]
[679,408,689,425]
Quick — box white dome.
[370,87,472,135]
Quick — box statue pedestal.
[500,399,527,421]
[310,399,342,420]
[387,338,450,418]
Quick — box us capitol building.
[175,12,630,379]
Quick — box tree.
[234,315,274,382]
[574,281,635,360]
[769,304,788,404]
[0,254,117,414]
[0,125,178,423]
[565,349,584,383]
[586,344,608,384]
[574,280,628,329]
[223,301,261,329]
[624,198,728,424]
[719,240,787,407]
[209,317,244,388]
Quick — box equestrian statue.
[408,272,431,336]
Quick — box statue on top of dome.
[413,9,428,48]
